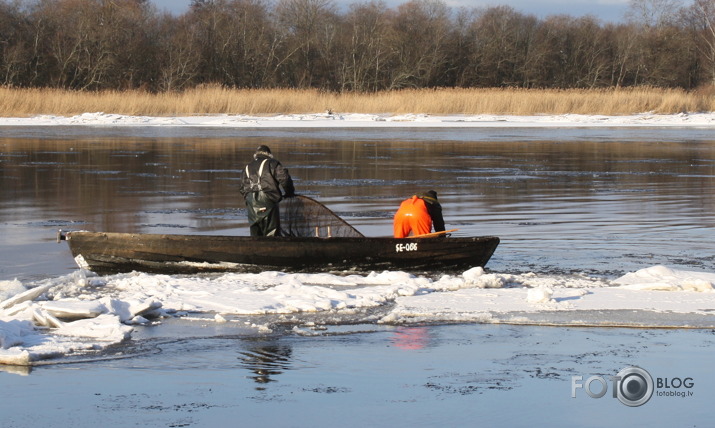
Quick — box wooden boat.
[57,230,499,275]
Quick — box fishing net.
[279,195,364,238]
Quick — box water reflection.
[238,339,293,389]
[0,364,31,376]
[392,327,432,350]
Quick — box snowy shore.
[1,111,714,128]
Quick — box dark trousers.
[246,190,282,236]
[248,204,280,237]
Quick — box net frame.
[279,195,364,238]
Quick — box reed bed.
[1,86,713,117]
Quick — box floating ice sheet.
[0,265,713,365]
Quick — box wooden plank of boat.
[58,230,499,275]
[412,228,459,238]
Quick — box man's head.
[254,145,273,159]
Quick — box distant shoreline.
[2,111,714,129]
[2,87,713,118]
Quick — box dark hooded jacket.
[419,190,445,232]
[239,154,295,205]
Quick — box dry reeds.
[1,86,713,117]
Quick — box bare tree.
[2,0,711,91]
[27,0,159,90]
[228,0,282,87]
[340,0,392,91]
[530,15,610,88]
[274,0,340,88]
[387,0,451,89]
[186,0,281,87]
[155,13,201,91]
[462,6,537,87]
[626,0,681,27]
[0,0,31,86]
[605,23,641,87]
[626,0,697,87]
[684,0,715,86]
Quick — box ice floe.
[0,265,713,365]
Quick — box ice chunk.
[39,300,107,320]
[0,279,26,302]
[0,319,35,349]
[614,265,715,292]
[681,279,714,292]
[0,284,53,310]
[0,348,31,366]
[100,297,162,323]
[55,314,132,341]
[527,286,554,303]
[462,267,484,283]
[129,316,150,325]
[31,307,64,328]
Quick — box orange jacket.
[393,196,433,238]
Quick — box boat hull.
[59,231,499,275]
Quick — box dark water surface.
[3,323,713,427]
[1,125,714,426]
[2,126,715,280]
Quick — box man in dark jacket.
[239,145,295,236]
[393,190,446,238]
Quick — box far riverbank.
[2,86,713,118]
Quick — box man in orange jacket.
[393,190,446,238]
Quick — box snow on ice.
[1,265,714,366]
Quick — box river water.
[3,126,715,280]
[1,125,714,426]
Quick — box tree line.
[1,0,714,92]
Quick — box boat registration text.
[395,242,418,253]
